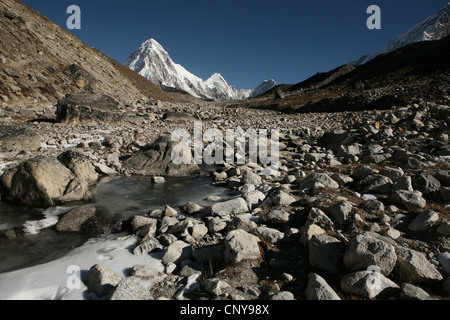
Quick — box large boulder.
[57,150,98,185]
[340,270,400,299]
[55,206,96,232]
[211,197,249,216]
[343,233,397,276]
[83,264,122,298]
[123,135,200,177]
[298,172,339,191]
[308,234,346,274]
[395,247,443,285]
[1,156,92,207]
[305,273,341,300]
[56,93,121,125]
[0,125,41,152]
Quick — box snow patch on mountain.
[353,3,450,66]
[123,39,276,101]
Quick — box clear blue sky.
[21,0,449,89]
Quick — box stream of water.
[0,173,231,274]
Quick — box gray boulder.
[400,283,435,300]
[57,150,98,185]
[133,238,163,255]
[241,171,262,186]
[162,240,192,266]
[109,276,152,300]
[56,93,121,125]
[243,190,265,209]
[298,172,339,191]
[309,234,345,274]
[343,233,397,276]
[359,174,393,194]
[1,156,92,208]
[226,216,258,233]
[123,135,200,177]
[396,247,443,285]
[211,197,249,216]
[408,210,440,232]
[266,209,290,224]
[56,206,96,232]
[251,225,286,245]
[326,201,353,224]
[0,126,41,152]
[411,173,441,197]
[83,264,122,298]
[352,165,379,180]
[269,190,297,206]
[224,229,261,264]
[391,190,427,210]
[340,270,399,299]
[305,273,341,300]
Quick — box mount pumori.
[354,3,450,65]
[123,38,276,101]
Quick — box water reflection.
[0,174,230,273]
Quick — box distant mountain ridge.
[353,3,450,65]
[123,38,276,101]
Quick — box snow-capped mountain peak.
[353,3,450,65]
[205,73,228,87]
[123,38,276,100]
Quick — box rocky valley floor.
[0,95,449,301]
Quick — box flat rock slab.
[0,126,41,152]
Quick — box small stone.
[384,228,401,240]
[241,171,262,186]
[94,163,119,176]
[270,191,297,206]
[270,291,295,300]
[298,172,339,190]
[300,223,325,246]
[182,202,205,214]
[251,226,286,245]
[133,237,163,255]
[206,216,228,233]
[56,206,96,232]
[307,207,334,227]
[203,278,231,296]
[226,216,258,233]
[266,209,290,224]
[152,176,165,184]
[131,265,167,282]
[164,205,178,217]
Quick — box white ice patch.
[23,206,72,235]
[0,235,165,300]
[175,273,201,300]
[361,194,379,201]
